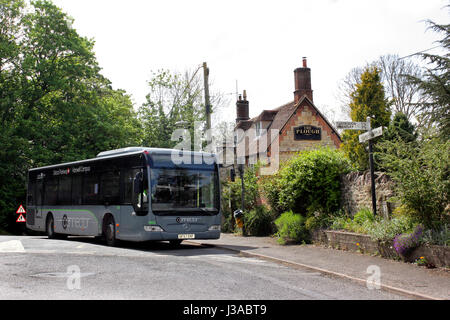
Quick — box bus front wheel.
[169,240,183,247]
[46,214,57,239]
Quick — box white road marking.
[0,240,25,253]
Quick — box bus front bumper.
[138,229,221,242]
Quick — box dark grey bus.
[26,147,221,246]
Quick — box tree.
[375,112,417,171]
[406,20,450,139]
[341,67,391,170]
[139,67,226,150]
[378,54,428,124]
[138,69,204,149]
[336,54,426,125]
[0,0,140,233]
[383,112,417,143]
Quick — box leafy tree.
[138,69,206,150]
[341,67,391,170]
[0,0,140,233]
[337,54,427,126]
[406,20,450,139]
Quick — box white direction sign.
[335,121,370,131]
[359,127,383,143]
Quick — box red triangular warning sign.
[16,205,26,214]
[16,214,26,223]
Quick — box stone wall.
[311,230,450,268]
[340,171,397,218]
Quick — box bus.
[26,147,221,246]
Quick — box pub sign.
[294,125,321,141]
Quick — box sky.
[52,0,449,125]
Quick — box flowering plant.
[393,225,423,256]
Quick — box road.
[0,236,407,300]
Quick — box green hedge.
[263,147,352,216]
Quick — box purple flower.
[393,225,423,255]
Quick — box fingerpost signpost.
[336,117,384,216]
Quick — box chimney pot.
[294,57,313,103]
[236,91,250,123]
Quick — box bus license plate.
[178,234,195,239]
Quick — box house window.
[255,121,262,136]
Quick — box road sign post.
[359,117,384,216]
[336,117,384,216]
[336,120,371,131]
[368,139,377,217]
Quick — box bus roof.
[29,147,217,172]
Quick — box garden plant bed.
[311,230,450,268]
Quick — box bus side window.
[44,176,58,206]
[27,179,35,206]
[71,175,83,205]
[100,170,120,205]
[36,179,43,207]
[58,175,72,205]
[83,174,99,205]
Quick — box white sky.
[52,0,449,125]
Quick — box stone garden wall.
[311,230,450,268]
[340,171,397,218]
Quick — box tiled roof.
[235,95,341,156]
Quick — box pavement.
[189,233,450,300]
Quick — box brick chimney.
[294,57,313,103]
[236,90,250,124]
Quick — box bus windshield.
[150,168,219,215]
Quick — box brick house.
[232,58,342,173]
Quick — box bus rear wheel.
[104,216,117,247]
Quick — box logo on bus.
[53,168,70,176]
[176,217,199,223]
[62,215,68,229]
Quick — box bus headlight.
[208,225,221,231]
[144,225,164,232]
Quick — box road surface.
[0,236,406,300]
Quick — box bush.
[245,205,274,236]
[377,137,450,227]
[329,209,374,234]
[305,212,334,231]
[274,211,309,245]
[366,215,418,243]
[353,208,374,225]
[422,224,450,246]
[220,164,261,233]
[260,173,283,217]
[219,180,235,233]
[276,148,352,215]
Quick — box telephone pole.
[203,62,212,131]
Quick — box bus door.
[120,168,148,238]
